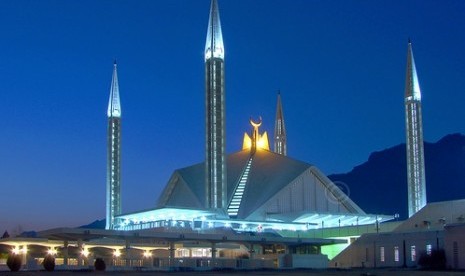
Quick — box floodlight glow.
[225,222,231,228]
[143,251,152,258]
[208,222,214,228]
[113,249,121,257]
[81,248,89,257]
[48,248,58,255]
[12,247,20,255]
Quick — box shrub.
[418,249,446,270]
[94,258,106,271]
[7,254,22,272]
[43,255,56,271]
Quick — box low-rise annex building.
[330,199,465,269]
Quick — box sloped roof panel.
[237,150,311,218]
[155,149,366,221]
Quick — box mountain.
[329,133,465,220]
[78,219,106,229]
[17,231,37,238]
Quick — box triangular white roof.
[157,149,369,223]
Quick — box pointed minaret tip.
[405,42,421,101]
[276,92,283,108]
[205,0,224,61]
[107,63,121,118]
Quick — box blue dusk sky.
[1,0,464,232]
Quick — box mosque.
[2,0,464,271]
[106,0,392,234]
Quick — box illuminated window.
[394,246,399,262]
[177,249,190,257]
[411,245,416,261]
[380,247,385,262]
[426,244,432,256]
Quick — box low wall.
[277,254,328,269]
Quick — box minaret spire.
[405,41,427,217]
[107,61,121,118]
[205,0,224,61]
[274,91,287,155]
[205,0,227,210]
[106,61,122,230]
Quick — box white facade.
[331,230,444,268]
[444,224,465,269]
[330,200,465,269]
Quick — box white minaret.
[405,41,427,217]
[274,92,287,155]
[106,61,122,229]
[205,0,226,210]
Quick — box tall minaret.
[405,41,427,217]
[274,92,287,155]
[205,0,226,210]
[106,61,122,229]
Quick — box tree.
[1,231,9,239]
[418,249,446,270]
[43,255,56,271]
[94,258,106,271]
